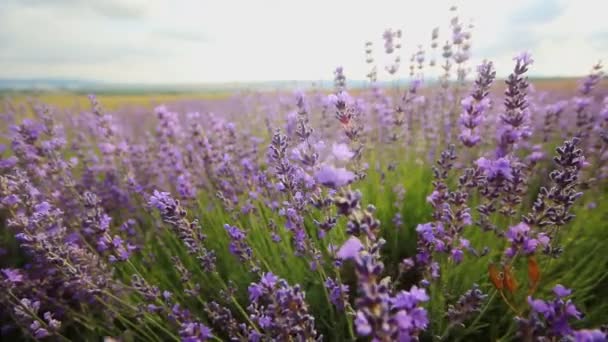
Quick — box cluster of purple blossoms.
[97,234,137,263]
[446,284,488,327]
[204,301,250,340]
[314,165,355,188]
[518,285,606,341]
[339,240,431,340]
[1,268,24,284]
[416,222,472,266]
[224,224,253,264]
[504,222,550,258]
[475,157,513,181]
[388,286,430,340]
[472,151,528,233]
[12,298,62,339]
[4,172,115,296]
[337,225,430,341]
[523,138,588,253]
[79,191,136,263]
[416,145,477,283]
[324,277,350,311]
[247,272,320,341]
[178,321,213,342]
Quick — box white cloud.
[0,0,606,83]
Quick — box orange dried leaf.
[503,265,518,294]
[527,256,541,289]
[489,264,503,290]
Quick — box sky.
[0,0,606,84]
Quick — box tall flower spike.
[149,190,216,272]
[459,60,496,147]
[496,52,533,158]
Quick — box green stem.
[463,290,497,336]
[211,271,261,333]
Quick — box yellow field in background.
[3,92,229,111]
[2,78,581,112]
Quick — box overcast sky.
[0,0,606,83]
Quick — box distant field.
[2,92,230,110]
[1,78,583,111]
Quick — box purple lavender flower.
[224,224,253,263]
[416,223,436,244]
[1,193,20,207]
[572,329,606,342]
[30,321,50,339]
[334,66,346,90]
[392,286,429,309]
[149,190,181,217]
[528,296,551,315]
[336,236,363,260]
[179,322,212,342]
[505,222,542,257]
[314,165,355,188]
[459,60,496,147]
[447,284,488,327]
[382,29,396,54]
[0,156,18,169]
[149,190,216,271]
[331,142,354,161]
[496,52,534,157]
[392,286,430,339]
[514,51,534,66]
[517,284,597,340]
[1,269,23,283]
[355,311,372,335]
[260,272,278,288]
[325,277,349,311]
[327,91,353,109]
[553,284,572,298]
[247,272,319,340]
[476,157,513,180]
[248,284,264,302]
[177,173,197,199]
[13,299,62,339]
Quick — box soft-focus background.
[1,0,607,86]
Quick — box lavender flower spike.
[459,60,496,147]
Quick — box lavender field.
[1,4,608,342]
